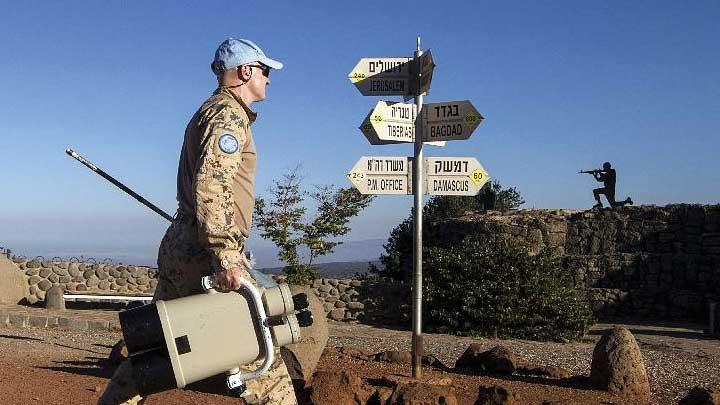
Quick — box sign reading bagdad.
[348,51,434,97]
[423,100,483,142]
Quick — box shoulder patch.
[218,134,239,154]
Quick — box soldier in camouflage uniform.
[99,38,296,405]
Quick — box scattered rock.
[475,385,517,405]
[679,387,720,405]
[337,345,372,361]
[45,285,65,310]
[83,270,95,279]
[422,354,450,371]
[25,268,39,277]
[389,381,458,405]
[590,327,651,404]
[516,365,572,379]
[310,370,374,405]
[39,268,52,278]
[455,345,523,375]
[335,301,346,308]
[48,273,60,283]
[372,350,412,364]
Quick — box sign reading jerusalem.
[349,57,413,96]
[348,51,435,97]
[425,157,489,196]
[347,156,412,195]
[423,100,483,142]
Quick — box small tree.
[254,167,375,285]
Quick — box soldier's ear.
[238,65,253,81]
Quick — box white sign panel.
[348,57,412,96]
[359,103,446,147]
[425,157,490,196]
[423,100,483,142]
[347,156,412,195]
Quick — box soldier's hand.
[215,266,251,291]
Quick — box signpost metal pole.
[411,36,424,379]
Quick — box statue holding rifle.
[580,162,633,209]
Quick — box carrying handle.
[200,275,275,389]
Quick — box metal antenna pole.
[65,148,174,222]
[411,36,424,379]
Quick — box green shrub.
[423,235,593,341]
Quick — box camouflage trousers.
[98,220,297,405]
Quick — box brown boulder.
[310,370,374,405]
[0,255,29,304]
[373,350,413,364]
[280,286,328,390]
[388,381,458,405]
[45,285,66,310]
[679,387,720,405]
[455,345,523,375]
[516,365,572,379]
[474,385,517,405]
[590,327,651,404]
[338,345,372,361]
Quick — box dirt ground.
[0,319,717,404]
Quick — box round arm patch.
[218,134,239,154]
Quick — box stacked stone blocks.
[12,258,157,304]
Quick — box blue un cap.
[211,38,283,75]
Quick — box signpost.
[346,38,487,379]
[423,101,484,142]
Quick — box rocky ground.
[0,320,717,404]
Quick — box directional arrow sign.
[364,101,416,143]
[347,156,412,195]
[349,57,413,96]
[422,100,484,142]
[410,50,435,96]
[348,51,435,97]
[359,102,446,147]
[425,157,490,196]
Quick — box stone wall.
[9,258,157,304]
[433,205,720,321]
[308,277,410,324]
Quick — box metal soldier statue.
[580,162,633,209]
[99,38,297,405]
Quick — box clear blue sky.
[1,1,718,264]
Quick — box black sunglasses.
[246,64,270,78]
